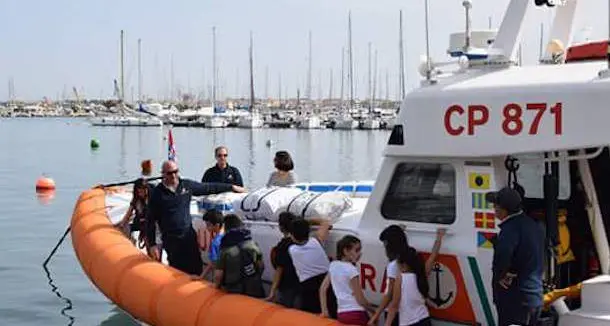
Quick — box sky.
[0,0,607,102]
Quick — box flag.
[469,172,490,190]
[472,193,493,210]
[168,129,176,162]
[477,231,496,249]
[474,212,495,229]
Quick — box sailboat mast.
[249,30,255,109]
[306,30,312,100]
[399,10,405,99]
[328,68,333,101]
[212,26,217,109]
[368,42,372,111]
[265,66,269,100]
[120,30,125,102]
[137,38,142,103]
[278,73,282,106]
[385,69,389,102]
[348,12,354,111]
[373,49,378,109]
[539,23,544,61]
[340,47,345,105]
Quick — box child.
[320,235,374,325]
[215,214,265,298]
[288,218,336,316]
[117,178,149,249]
[266,212,301,308]
[369,226,445,326]
[201,210,224,280]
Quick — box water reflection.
[42,265,74,325]
[118,128,127,177]
[98,307,139,326]
[36,189,56,205]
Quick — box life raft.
[71,187,341,326]
[565,40,609,63]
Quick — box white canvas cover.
[233,187,304,221]
[286,191,353,224]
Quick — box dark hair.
[379,225,408,261]
[223,214,243,231]
[274,151,294,172]
[398,247,429,299]
[278,212,297,234]
[215,146,228,156]
[290,219,310,242]
[336,235,361,260]
[203,210,223,226]
[131,178,148,204]
[380,225,429,298]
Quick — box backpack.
[229,242,264,298]
[239,243,257,279]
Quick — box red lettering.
[444,105,465,136]
[467,105,489,135]
[526,103,546,134]
[502,103,523,136]
[550,102,563,135]
[360,263,377,292]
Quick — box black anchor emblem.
[429,262,454,308]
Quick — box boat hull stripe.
[467,256,495,326]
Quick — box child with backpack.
[214,214,265,298]
[320,235,374,325]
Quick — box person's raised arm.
[183,179,242,196]
[319,274,331,318]
[308,218,331,243]
[384,274,402,326]
[425,228,446,275]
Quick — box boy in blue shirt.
[201,210,225,280]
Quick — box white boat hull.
[238,114,264,128]
[297,116,322,129]
[334,117,358,130]
[205,116,228,128]
[361,118,380,130]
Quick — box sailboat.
[334,11,359,130]
[205,26,228,129]
[90,31,162,127]
[297,31,322,129]
[361,42,380,130]
[238,31,264,129]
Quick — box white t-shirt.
[289,238,330,282]
[385,260,399,293]
[398,273,429,326]
[329,261,365,313]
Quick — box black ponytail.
[398,247,429,299]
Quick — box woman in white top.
[288,217,336,316]
[266,151,298,187]
[369,226,445,326]
[320,235,374,325]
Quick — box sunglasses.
[217,154,228,158]
[164,169,179,175]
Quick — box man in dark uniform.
[201,146,244,186]
[147,160,246,276]
[486,187,545,326]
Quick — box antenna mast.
[368,42,372,110]
[424,0,432,81]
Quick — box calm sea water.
[0,118,389,325]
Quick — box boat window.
[381,162,456,224]
[513,153,571,200]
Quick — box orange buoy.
[71,188,342,326]
[36,177,56,191]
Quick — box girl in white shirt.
[320,235,374,325]
[369,226,445,326]
[384,228,445,326]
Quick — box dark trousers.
[278,286,302,309]
[497,302,541,326]
[301,273,337,317]
[162,228,203,276]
